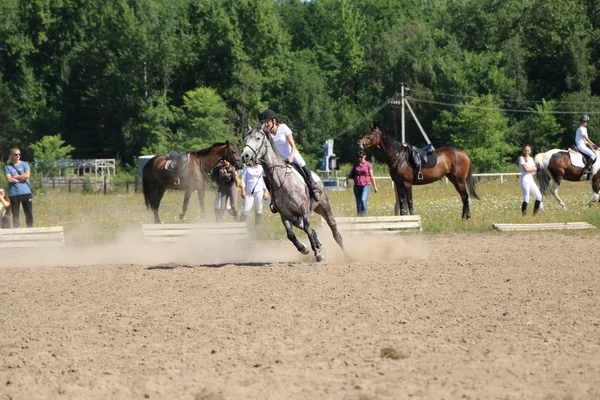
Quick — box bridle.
[244,128,291,193]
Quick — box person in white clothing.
[239,163,269,226]
[518,145,542,216]
[575,114,597,172]
[260,109,321,201]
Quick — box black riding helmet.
[260,109,277,122]
[580,114,590,122]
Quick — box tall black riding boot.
[585,156,596,173]
[255,213,262,226]
[521,201,528,216]
[238,213,248,223]
[533,200,541,215]
[301,165,321,201]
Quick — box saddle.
[165,152,190,173]
[406,143,437,180]
[568,146,593,170]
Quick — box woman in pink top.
[344,150,378,216]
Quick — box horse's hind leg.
[179,189,192,221]
[449,177,470,219]
[550,180,566,208]
[315,204,344,251]
[152,187,167,224]
[282,218,310,255]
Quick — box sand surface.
[1,229,599,399]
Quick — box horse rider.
[260,109,321,201]
[575,114,597,172]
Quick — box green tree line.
[1,0,600,172]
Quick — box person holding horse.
[518,145,542,216]
[343,150,378,216]
[575,114,597,172]
[239,162,269,226]
[215,159,239,221]
[260,109,321,201]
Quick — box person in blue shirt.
[3,147,34,227]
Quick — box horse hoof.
[179,213,185,221]
[315,251,325,262]
[299,244,310,255]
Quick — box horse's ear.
[248,124,252,131]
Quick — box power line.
[330,94,600,141]
[409,88,600,106]
[330,99,390,140]
[409,97,600,114]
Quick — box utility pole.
[401,82,406,143]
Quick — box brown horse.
[358,123,479,219]
[142,141,242,224]
[535,148,600,208]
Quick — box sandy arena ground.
[1,229,600,400]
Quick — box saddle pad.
[568,152,585,168]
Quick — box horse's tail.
[466,163,480,200]
[535,155,550,196]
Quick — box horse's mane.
[378,131,408,161]
[189,141,230,157]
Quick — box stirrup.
[174,178,181,185]
[269,203,279,214]
[417,170,424,180]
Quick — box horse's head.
[224,140,243,169]
[241,127,269,165]
[358,123,383,149]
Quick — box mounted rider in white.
[260,109,321,201]
[575,114,597,172]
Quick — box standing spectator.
[0,187,11,228]
[239,162,269,226]
[3,148,33,227]
[344,150,378,216]
[215,159,239,221]
[518,145,542,216]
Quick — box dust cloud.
[0,224,428,269]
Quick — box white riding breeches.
[520,175,542,203]
[242,189,264,216]
[577,144,596,160]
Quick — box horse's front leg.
[588,176,600,207]
[395,182,407,215]
[282,218,310,256]
[302,215,324,262]
[404,181,415,215]
[179,189,192,221]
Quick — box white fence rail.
[321,172,522,190]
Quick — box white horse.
[241,127,344,262]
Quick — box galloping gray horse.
[241,127,344,262]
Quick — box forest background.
[1,0,600,175]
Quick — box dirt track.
[1,231,600,399]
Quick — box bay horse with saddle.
[142,141,242,224]
[358,123,479,219]
[241,127,344,262]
